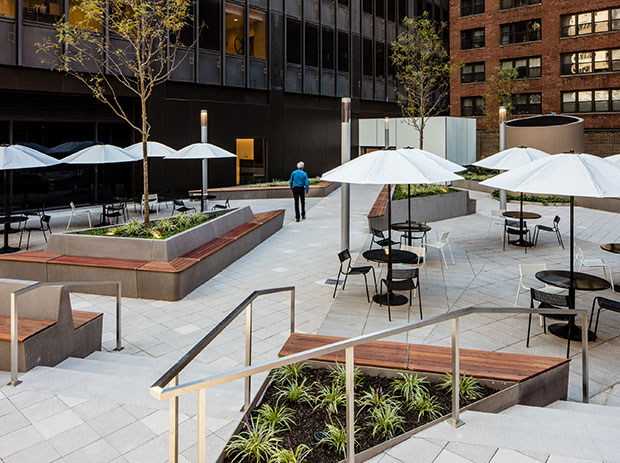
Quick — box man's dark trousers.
[292,186,306,220]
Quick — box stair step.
[88,351,180,369]
[418,410,620,462]
[501,404,620,429]
[547,400,620,419]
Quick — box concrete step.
[88,350,179,370]
[417,410,620,462]
[501,404,620,429]
[547,400,620,420]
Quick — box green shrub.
[255,403,295,431]
[392,184,458,201]
[275,379,314,405]
[314,382,346,415]
[226,415,280,463]
[369,403,405,439]
[411,392,443,421]
[491,189,570,205]
[461,166,500,181]
[391,372,429,407]
[440,373,483,401]
[330,364,364,389]
[271,363,307,387]
[269,443,312,463]
[318,423,354,458]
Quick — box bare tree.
[482,65,527,130]
[38,0,195,226]
[391,13,453,150]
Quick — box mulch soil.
[222,368,498,463]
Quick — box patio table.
[391,222,431,245]
[600,243,620,292]
[0,215,28,254]
[536,270,610,342]
[503,210,541,247]
[363,249,418,306]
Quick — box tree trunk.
[142,99,150,227]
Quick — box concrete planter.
[369,189,476,231]
[46,207,254,262]
[208,181,339,200]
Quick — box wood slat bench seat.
[0,250,61,263]
[0,316,56,342]
[368,185,390,219]
[138,257,197,273]
[279,333,569,383]
[279,333,408,370]
[181,237,233,261]
[251,210,285,224]
[72,310,103,330]
[221,222,262,240]
[49,255,147,270]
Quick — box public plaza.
[1,183,620,462]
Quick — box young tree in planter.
[482,65,527,130]
[391,13,453,150]
[38,0,194,226]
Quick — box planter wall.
[208,181,339,200]
[369,190,476,231]
[45,207,254,262]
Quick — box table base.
[614,283,620,293]
[0,245,21,254]
[2,226,22,234]
[373,292,408,306]
[509,239,534,247]
[548,323,596,342]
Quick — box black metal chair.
[503,219,531,253]
[380,267,422,322]
[333,249,377,303]
[212,198,231,211]
[103,203,126,225]
[19,214,52,250]
[370,227,399,250]
[172,200,196,215]
[590,297,620,337]
[527,288,573,358]
[533,215,564,250]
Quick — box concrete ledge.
[208,181,339,200]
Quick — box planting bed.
[222,365,498,463]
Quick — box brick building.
[449,0,620,157]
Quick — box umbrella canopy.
[49,141,101,155]
[604,154,620,166]
[398,148,466,173]
[164,143,236,160]
[125,141,176,158]
[322,149,463,184]
[0,145,61,170]
[473,146,550,171]
[60,144,141,164]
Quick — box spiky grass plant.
[275,378,314,405]
[357,387,398,410]
[272,363,307,387]
[255,403,295,431]
[391,372,429,407]
[411,392,443,421]
[369,403,406,439]
[269,442,312,463]
[314,381,346,416]
[318,423,356,458]
[331,364,364,389]
[440,373,483,401]
[225,415,280,463]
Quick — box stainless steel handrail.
[9,280,122,386]
[150,286,295,463]
[150,304,589,463]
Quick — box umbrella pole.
[570,196,575,309]
[407,184,412,246]
[2,171,9,251]
[520,192,524,244]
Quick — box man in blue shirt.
[289,161,309,222]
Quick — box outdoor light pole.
[200,110,208,212]
[498,106,507,210]
[341,98,351,251]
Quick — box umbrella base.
[509,239,534,247]
[614,283,620,293]
[548,322,596,342]
[0,245,21,254]
[373,292,408,306]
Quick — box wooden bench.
[221,222,262,240]
[181,237,233,261]
[279,333,569,383]
[71,310,104,330]
[48,255,146,270]
[0,249,60,263]
[368,185,390,219]
[138,257,197,273]
[251,210,286,224]
[0,310,104,343]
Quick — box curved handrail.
[151,286,295,390]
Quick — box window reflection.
[199,0,220,51]
[225,2,245,55]
[305,23,319,67]
[322,27,334,70]
[286,18,301,64]
[23,0,60,23]
[0,0,14,18]
[69,0,102,30]
[249,9,266,59]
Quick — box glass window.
[595,90,609,111]
[376,0,385,18]
[337,31,349,73]
[500,19,541,45]
[387,0,396,21]
[578,12,592,35]
[249,9,266,59]
[69,0,102,30]
[561,14,576,37]
[613,8,620,30]
[305,23,319,67]
[461,96,484,116]
[375,42,385,78]
[594,50,609,72]
[23,0,60,23]
[286,18,301,64]
[462,0,484,16]
[500,56,541,78]
[199,0,221,51]
[513,92,541,114]
[561,53,575,75]
[562,92,576,112]
[225,2,245,55]
[363,38,373,76]
[0,0,14,18]
[613,49,620,71]
[529,56,541,76]
[595,10,608,32]
[322,27,334,70]
[461,62,485,83]
[613,89,620,111]
[578,91,593,112]
[363,0,373,14]
[461,28,485,50]
[398,0,407,22]
[578,52,593,73]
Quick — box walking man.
[289,161,309,222]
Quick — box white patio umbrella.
[481,153,620,319]
[125,141,176,158]
[60,144,141,218]
[398,148,465,245]
[164,143,237,212]
[0,145,61,253]
[322,149,463,299]
[603,154,620,166]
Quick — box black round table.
[391,222,432,246]
[363,249,418,306]
[536,270,611,341]
[502,211,541,247]
[601,243,620,292]
[0,215,28,254]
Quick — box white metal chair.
[141,193,160,215]
[575,246,614,291]
[396,244,428,290]
[487,208,505,237]
[425,231,454,270]
[515,263,566,307]
[66,202,92,230]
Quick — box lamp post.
[498,106,507,210]
[384,117,389,149]
[341,98,351,251]
[200,110,208,212]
